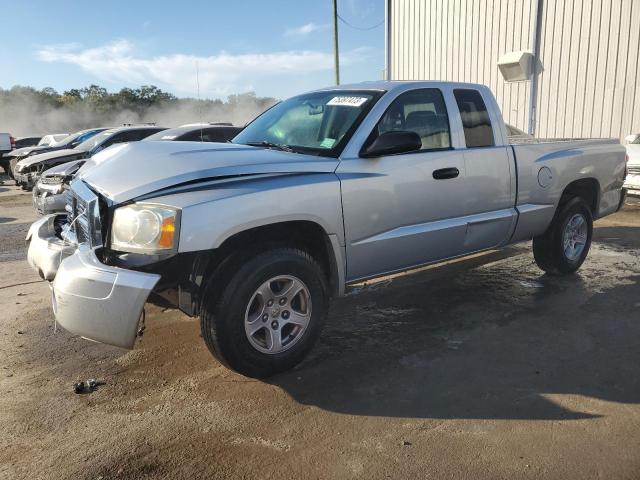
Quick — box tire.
[200,247,329,378]
[532,196,593,275]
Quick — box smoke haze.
[0,86,278,137]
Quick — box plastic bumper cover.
[15,171,37,188]
[26,215,76,280]
[624,174,640,196]
[26,215,161,349]
[32,185,67,215]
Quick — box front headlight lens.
[111,204,180,253]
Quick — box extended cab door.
[452,88,517,251]
[336,87,468,281]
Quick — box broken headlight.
[111,204,180,254]
[40,174,66,185]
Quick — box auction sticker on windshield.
[327,96,369,107]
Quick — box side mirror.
[360,130,422,158]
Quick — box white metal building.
[385,0,640,139]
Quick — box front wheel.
[533,197,593,275]
[200,248,329,378]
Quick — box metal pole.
[333,0,340,85]
[384,0,391,80]
[527,0,544,136]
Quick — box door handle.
[432,167,459,180]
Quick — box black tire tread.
[200,247,328,378]
[532,196,593,276]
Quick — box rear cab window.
[453,89,495,148]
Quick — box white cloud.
[284,22,330,36]
[36,39,368,97]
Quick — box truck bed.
[509,138,626,242]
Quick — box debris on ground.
[519,280,544,288]
[73,378,100,394]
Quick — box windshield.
[57,129,99,147]
[232,90,382,156]
[75,131,114,152]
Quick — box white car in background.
[38,134,69,146]
[624,134,640,195]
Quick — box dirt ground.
[1,175,639,480]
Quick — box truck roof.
[313,80,489,93]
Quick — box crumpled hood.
[80,141,338,204]
[40,159,85,178]
[8,145,48,158]
[17,148,85,170]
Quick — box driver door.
[337,88,468,281]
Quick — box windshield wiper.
[245,141,295,153]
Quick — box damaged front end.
[26,180,160,349]
[32,160,86,215]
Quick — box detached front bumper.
[26,215,161,349]
[15,171,37,189]
[32,183,67,215]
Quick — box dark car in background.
[1,137,41,176]
[33,123,240,214]
[144,123,242,142]
[15,136,42,149]
[15,125,166,189]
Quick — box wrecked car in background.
[26,81,627,378]
[14,125,166,190]
[32,123,242,215]
[8,128,106,180]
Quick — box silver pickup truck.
[26,81,628,377]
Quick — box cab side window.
[136,129,162,140]
[102,131,132,149]
[376,88,451,151]
[453,89,495,148]
[180,130,203,141]
[201,127,240,142]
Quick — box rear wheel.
[200,248,328,378]
[533,197,593,275]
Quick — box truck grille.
[64,181,103,248]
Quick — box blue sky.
[0,0,385,100]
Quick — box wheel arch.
[192,220,345,316]
[559,177,600,216]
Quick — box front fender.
[145,173,345,253]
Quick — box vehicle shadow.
[267,229,640,421]
[0,217,17,223]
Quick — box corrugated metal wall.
[389,0,640,139]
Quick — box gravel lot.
[1,175,639,480]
